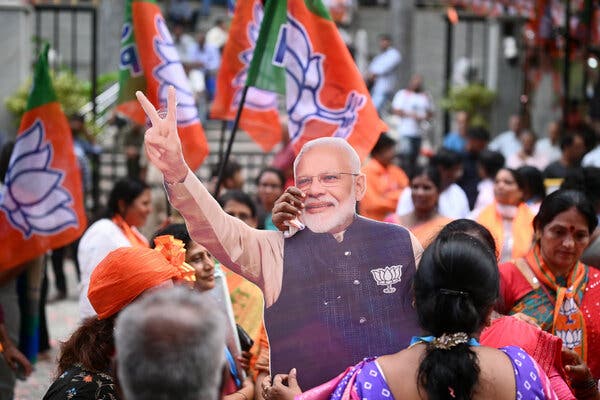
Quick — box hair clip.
[440,288,469,297]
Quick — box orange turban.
[88,236,196,319]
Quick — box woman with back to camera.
[499,190,600,382]
[77,178,152,319]
[264,232,558,400]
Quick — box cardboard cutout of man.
[136,87,422,388]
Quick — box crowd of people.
[2,5,600,400]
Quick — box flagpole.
[213,85,249,198]
[218,119,227,166]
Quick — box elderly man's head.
[293,138,366,234]
[114,286,225,400]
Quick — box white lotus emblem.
[0,119,78,238]
[274,14,366,142]
[370,265,403,294]
[153,15,199,126]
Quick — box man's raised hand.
[136,86,188,183]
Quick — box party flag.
[0,45,86,270]
[117,0,208,170]
[211,0,282,152]
[246,0,386,161]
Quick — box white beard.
[302,192,357,234]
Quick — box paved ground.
[14,260,79,400]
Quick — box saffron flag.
[246,0,386,161]
[210,0,282,152]
[117,0,208,170]
[0,45,86,271]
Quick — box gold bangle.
[0,342,3,353]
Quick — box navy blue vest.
[264,216,420,388]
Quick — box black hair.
[0,141,15,184]
[210,159,242,180]
[218,190,256,218]
[105,178,149,218]
[431,148,462,169]
[69,113,85,123]
[415,233,499,400]
[518,129,537,140]
[477,150,505,179]
[533,189,598,234]
[411,165,442,191]
[378,33,392,41]
[561,167,600,211]
[437,219,497,256]
[255,166,285,187]
[370,133,396,156]
[151,223,191,249]
[559,132,584,151]
[517,166,545,202]
[466,127,490,142]
[496,167,526,191]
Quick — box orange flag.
[210,0,282,152]
[246,0,386,161]
[117,0,208,170]
[0,45,86,270]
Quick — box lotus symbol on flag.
[277,15,366,142]
[370,265,403,294]
[233,2,278,111]
[559,293,579,324]
[0,119,78,239]
[555,328,583,350]
[153,16,199,126]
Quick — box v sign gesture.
[136,86,189,184]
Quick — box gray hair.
[293,137,361,178]
[115,286,226,400]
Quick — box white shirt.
[488,130,521,159]
[582,145,600,168]
[174,34,195,63]
[206,26,228,49]
[391,90,433,138]
[470,179,495,219]
[506,153,547,170]
[368,47,402,95]
[395,183,470,219]
[77,219,133,319]
[534,138,561,169]
[188,42,221,73]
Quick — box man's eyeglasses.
[295,173,359,190]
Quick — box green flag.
[245,0,287,94]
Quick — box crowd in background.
[1,2,600,400]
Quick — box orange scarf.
[112,214,149,248]
[477,202,534,260]
[526,245,588,361]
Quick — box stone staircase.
[94,118,277,209]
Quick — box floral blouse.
[43,364,118,400]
